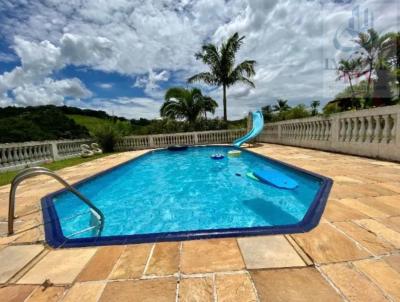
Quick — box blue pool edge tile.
[41,145,333,248]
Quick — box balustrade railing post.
[331,116,340,147]
[50,141,61,161]
[194,132,199,145]
[277,124,282,140]
[149,136,154,148]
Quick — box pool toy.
[80,144,94,158]
[211,154,224,160]
[253,169,298,190]
[91,143,103,155]
[233,111,264,147]
[228,150,242,157]
[246,172,259,181]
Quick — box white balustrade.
[0,142,52,171]
[260,105,400,162]
[0,139,92,172]
[115,129,246,151]
[3,106,398,172]
[56,139,92,159]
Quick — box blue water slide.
[233,111,264,147]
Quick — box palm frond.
[228,60,256,87]
[187,72,219,85]
[224,33,245,56]
[164,87,189,101]
[232,60,256,77]
[196,44,221,67]
[162,87,217,123]
[220,33,245,74]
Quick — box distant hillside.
[0,105,246,143]
[0,106,90,143]
[67,114,132,135]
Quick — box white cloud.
[0,0,398,119]
[60,33,115,70]
[12,78,92,106]
[0,33,113,106]
[0,51,18,63]
[14,37,63,76]
[68,97,162,119]
[97,83,113,89]
[134,69,170,98]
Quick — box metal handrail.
[8,167,104,236]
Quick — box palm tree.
[273,99,290,113]
[354,29,396,105]
[160,87,217,124]
[188,32,256,121]
[202,96,218,119]
[261,105,274,122]
[337,58,362,108]
[310,100,320,116]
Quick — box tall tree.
[188,32,256,121]
[354,29,396,105]
[373,32,399,105]
[201,96,218,119]
[160,87,217,124]
[337,58,362,108]
[273,99,290,113]
[310,100,320,116]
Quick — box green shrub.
[271,104,311,122]
[93,122,127,152]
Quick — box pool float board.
[228,150,242,157]
[253,169,298,190]
[246,172,259,181]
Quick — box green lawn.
[0,153,112,187]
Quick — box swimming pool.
[42,146,332,247]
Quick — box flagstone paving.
[250,267,343,302]
[179,277,213,302]
[320,263,389,302]
[237,235,305,269]
[0,245,44,283]
[145,242,180,276]
[0,144,400,301]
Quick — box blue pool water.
[47,146,328,243]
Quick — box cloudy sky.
[0,0,398,120]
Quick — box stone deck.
[1,144,400,301]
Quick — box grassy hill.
[0,105,245,143]
[66,114,131,135]
[0,106,90,143]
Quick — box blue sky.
[0,0,398,119]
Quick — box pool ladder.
[8,167,105,236]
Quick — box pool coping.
[41,145,333,248]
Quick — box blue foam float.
[253,169,298,190]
